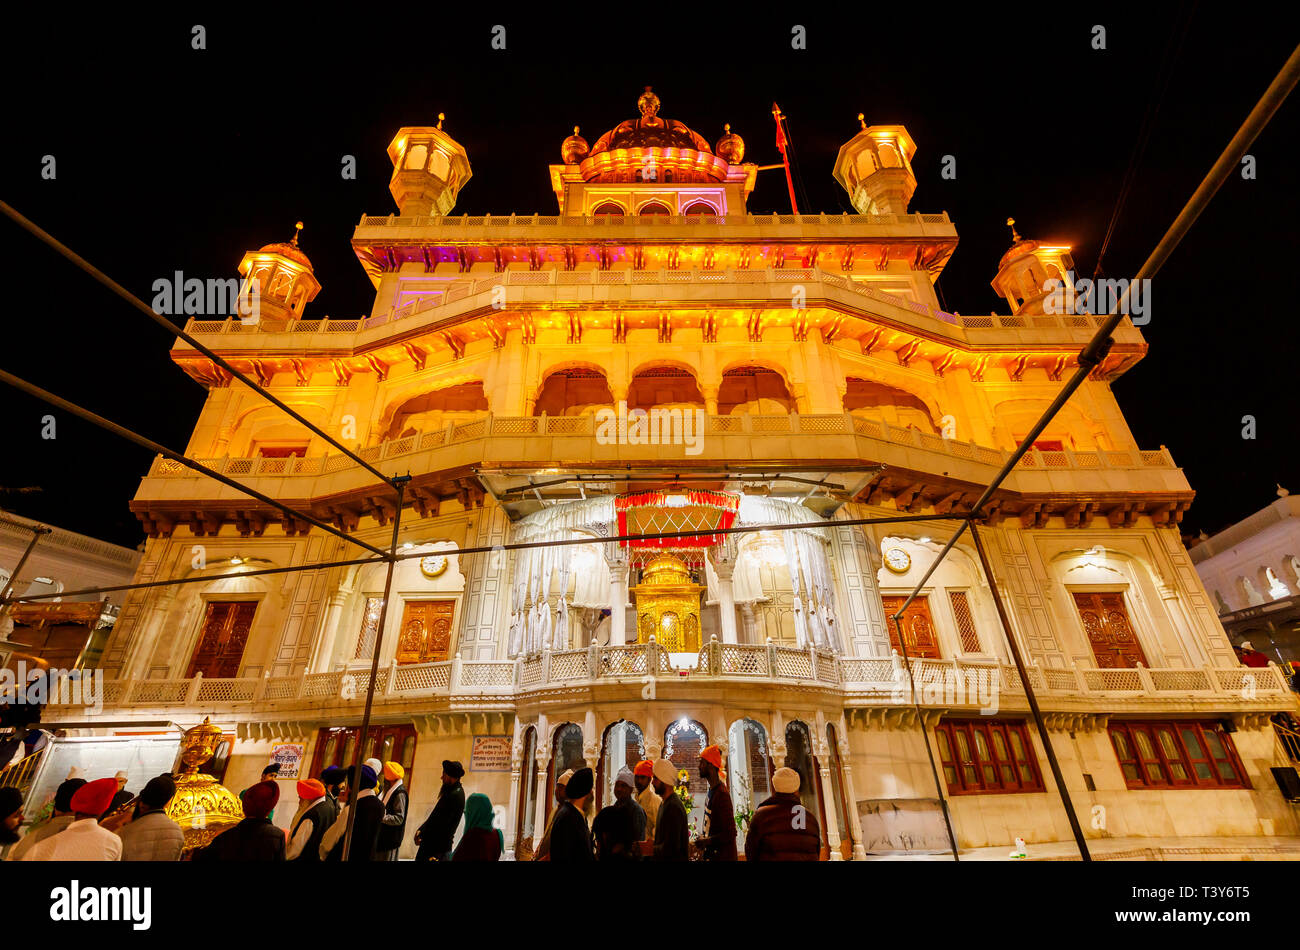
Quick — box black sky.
[1,6,1297,549]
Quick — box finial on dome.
[858,112,866,131]
[1007,217,1022,243]
[1278,483,1290,498]
[716,123,745,164]
[637,86,660,119]
[561,125,590,165]
[574,125,580,135]
[437,112,445,130]
[724,123,730,133]
[291,221,303,247]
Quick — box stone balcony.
[130,411,1191,532]
[45,643,1293,731]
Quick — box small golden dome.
[259,222,312,269]
[715,123,745,164]
[561,125,589,165]
[641,554,693,586]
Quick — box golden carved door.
[880,595,941,658]
[1073,592,1147,668]
[186,601,257,679]
[395,600,455,664]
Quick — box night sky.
[1,7,1296,549]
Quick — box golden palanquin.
[630,555,705,652]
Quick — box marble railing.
[179,265,1118,338]
[52,644,1290,717]
[354,210,954,229]
[144,412,1177,480]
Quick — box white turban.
[557,769,575,786]
[615,767,635,788]
[772,767,800,794]
[652,758,678,786]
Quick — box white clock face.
[884,547,911,574]
[420,555,448,578]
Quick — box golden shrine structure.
[40,88,1300,860]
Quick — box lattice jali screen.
[1150,669,1212,692]
[599,646,648,675]
[263,677,299,700]
[549,650,589,681]
[720,645,769,675]
[460,662,515,689]
[197,679,256,703]
[948,590,981,653]
[520,656,544,685]
[774,648,813,679]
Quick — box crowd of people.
[0,742,821,861]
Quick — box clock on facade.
[419,555,448,578]
[883,547,912,574]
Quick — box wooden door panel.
[880,595,941,658]
[1073,592,1146,668]
[186,601,256,679]
[396,600,455,664]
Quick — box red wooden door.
[395,600,454,664]
[1074,592,1147,668]
[880,596,941,658]
[186,601,257,678]
[308,724,417,779]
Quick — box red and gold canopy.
[615,490,739,563]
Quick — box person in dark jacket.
[693,744,737,861]
[414,760,465,861]
[592,767,644,861]
[548,767,594,862]
[452,793,502,861]
[320,765,384,861]
[319,765,345,827]
[376,761,408,861]
[194,779,285,861]
[651,758,688,862]
[286,779,333,862]
[744,767,820,861]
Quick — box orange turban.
[700,745,723,770]
[297,778,326,801]
[633,760,655,778]
[383,762,404,781]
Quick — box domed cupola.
[560,126,589,165]
[715,123,745,165]
[580,87,730,184]
[236,222,321,321]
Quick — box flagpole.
[772,103,799,214]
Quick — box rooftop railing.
[54,645,1290,718]
[179,267,1123,339]
[354,211,955,229]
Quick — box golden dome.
[589,87,713,155]
[715,123,745,164]
[641,554,694,586]
[561,125,589,165]
[258,222,313,270]
[165,717,243,854]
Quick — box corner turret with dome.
[236,221,321,321]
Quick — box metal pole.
[0,201,394,487]
[969,522,1091,861]
[890,613,960,860]
[0,366,391,559]
[341,475,409,860]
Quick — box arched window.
[1265,567,1290,600]
[785,720,827,856]
[545,722,585,826]
[727,718,772,850]
[429,150,450,181]
[638,202,671,217]
[1239,576,1264,607]
[599,720,646,808]
[683,202,718,219]
[878,143,901,168]
[664,718,708,821]
[404,143,428,171]
[592,202,624,218]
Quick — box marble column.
[310,587,351,672]
[714,562,738,644]
[607,558,629,646]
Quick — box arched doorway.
[843,378,937,433]
[533,368,614,416]
[598,720,646,809]
[545,722,585,825]
[718,367,793,415]
[664,718,709,827]
[727,718,773,851]
[627,366,703,411]
[384,382,490,440]
[785,719,830,859]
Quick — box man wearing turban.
[376,761,408,861]
[548,767,594,861]
[414,760,465,862]
[24,778,122,861]
[5,777,84,861]
[287,779,334,862]
[692,744,737,861]
[633,759,659,850]
[194,778,285,861]
[320,765,384,861]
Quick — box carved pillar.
[739,603,756,644]
[310,586,352,672]
[531,716,552,848]
[701,384,719,417]
[504,717,524,860]
[836,716,867,860]
[815,712,843,861]
[709,538,739,644]
[607,554,629,646]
